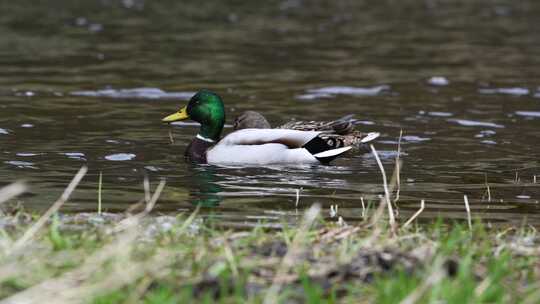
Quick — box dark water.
[1,1,540,227]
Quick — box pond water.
[1,1,540,227]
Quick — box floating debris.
[480,140,497,145]
[16,153,41,157]
[402,135,431,143]
[88,23,103,33]
[74,17,104,33]
[71,88,195,100]
[20,124,34,128]
[427,76,449,86]
[448,119,504,128]
[4,160,37,169]
[515,111,540,118]
[478,87,530,96]
[474,130,497,138]
[75,17,88,26]
[428,111,453,117]
[63,152,86,160]
[144,166,163,172]
[297,85,390,100]
[0,128,9,135]
[14,91,35,97]
[104,153,136,161]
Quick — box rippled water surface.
[1,1,540,226]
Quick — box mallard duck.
[162,90,357,165]
[233,111,379,152]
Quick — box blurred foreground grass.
[1,202,540,303]
[1,165,540,303]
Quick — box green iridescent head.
[162,89,225,141]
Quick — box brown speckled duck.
[233,111,379,152]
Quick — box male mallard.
[233,111,379,152]
[162,90,356,165]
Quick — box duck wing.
[206,129,352,165]
[320,131,380,152]
[278,114,357,135]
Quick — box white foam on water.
[478,87,530,96]
[448,119,504,128]
[402,135,431,142]
[4,160,37,169]
[480,140,497,145]
[297,85,390,100]
[105,153,136,161]
[71,88,196,100]
[63,152,86,160]
[474,130,497,138]
[427,76,449,86]
[428,111,453,117]
[16,153,41,157]
[515,111,540,118]
[144,166,163,172]
[14,91,35,97]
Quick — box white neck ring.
[196,134,215,143]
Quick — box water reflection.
[189,165,223,207]
[0,1,539,226]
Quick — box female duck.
[162,90,354,165]
[233,111,379,152]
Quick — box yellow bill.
[162,106,189,122]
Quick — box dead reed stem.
[1,223,141,304]
[295,187,302,208]
[263,204,321,304]
[361,197,366,219]
[144,179,165,213]
[0,182,27,206]
[370,144,396,230]
[9,166,87,254]
[98,171,103,215]
[143,174,151,204]
[168,130,174,144]
[484,173,491,202]
[393,129,403,208]
[464,195,472,230]
[403,200,425,229]
[0,178,178,304]
[400,258,446,304]
[113,179,166,234]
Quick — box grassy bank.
[1,201,540,303]
[1,160,539,303]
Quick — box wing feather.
[219,129,321,148]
